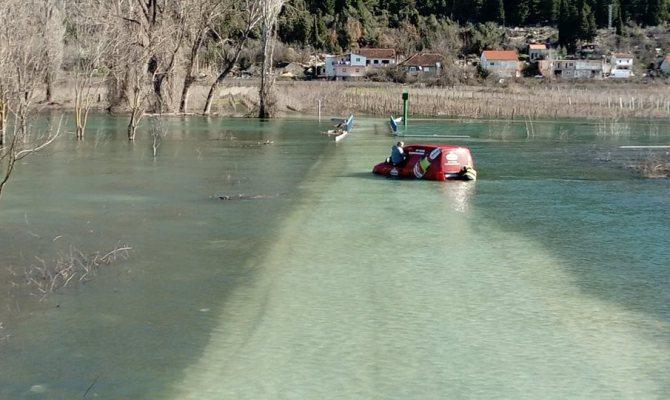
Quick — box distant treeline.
[278,0,670,52]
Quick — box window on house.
[374,60,379,64]
[382,60,389,64]
[425,67,431,72]
[356,58,361,62]
[366,60,370,65]
[490,62,495,66]
[355,68,360,73]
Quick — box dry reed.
[17,243,132,301]
[629,152,670,179]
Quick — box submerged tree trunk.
[45,74,54,103]
[203,46,244,116]
[0,99,6,146]
[127,109,141,141]
[258,0,283,118]
[127,82,144,141]
[179,35,204,114]
[179,75,195,114]
[74,100,89,140]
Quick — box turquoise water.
[0,115,668,398]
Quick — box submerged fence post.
[402,91,409,127]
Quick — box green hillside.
[278,0,670,53]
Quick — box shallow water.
[0,115,668,399]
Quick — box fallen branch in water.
[19,243,132,301]
[217,193,282,201]
[627,152,670,179]
[82,374,101,399]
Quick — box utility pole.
[608,4,614,29]
[402,92,409,127]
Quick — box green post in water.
[402,92,409,127]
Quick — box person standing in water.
[390,141,406,166]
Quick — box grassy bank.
[43,79,670,120]
[275,81,670,120]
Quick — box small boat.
[389,116,403,135]
[322,114,354,142]
[373,144,477,181]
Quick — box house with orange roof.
[480,50,520,78]
[660,55,670,74]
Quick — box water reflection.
[439,181,475,213]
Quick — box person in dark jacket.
[389,141,406,166]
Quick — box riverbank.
[40,79,670,121]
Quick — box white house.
[660,55,670,74]
[609,53,634,78]
[325,53,367,79]
[357,48,396,67]
[481,50,520,78]
[528,43,555,61]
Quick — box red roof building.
[481,50,519,61]
[357,48,397,67]
[399,53,444,75]
[480,50,520,78]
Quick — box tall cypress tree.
[558,0,579,51]
[577,1,597,40]
[542,0,560,22]
[505,0,531,24]
[483,0,506,23]
[644,0,662,25]
[616,5,625,34]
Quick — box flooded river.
[0,115,668,398]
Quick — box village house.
[480,50,520,78]
[609,53,634,78]
[661,55,670,74]
[541,59,605,79]
[399,53,444,76]
[357,48,397,67]
[324,53,367,79]
[528,43,555,61]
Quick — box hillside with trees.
[278,0,670,53]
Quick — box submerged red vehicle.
[373,144,477,181]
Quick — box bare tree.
[258,0,284,118]
[68,0,115,140]
[0,1,50,139]
[107,0,189,139]
[0,114,62,199]
[39,0,65,104]
[179,0,230,113]
[202,0,262,115]
[0,10,8,146]
[0,1,60,197]
[149,115,166,158]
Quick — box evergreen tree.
[542,0,561,22]
[616,5,625,34]
[558,0,579,51]
[527,0,545,23]
[483,0,506,23]
[577,1,597,40]
[644,0,662,25]
[505,0,531,24]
